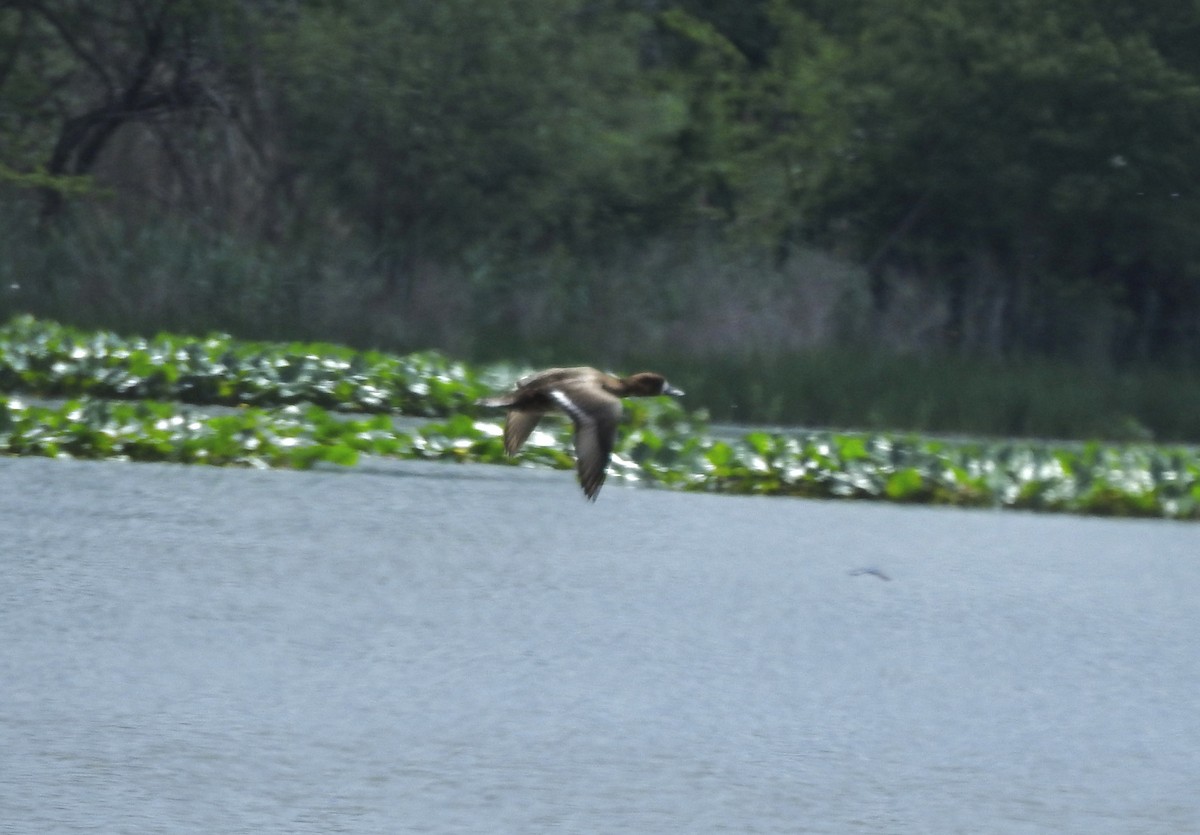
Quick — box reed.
[652,350,1200,443]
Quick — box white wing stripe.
[548,389,593,427]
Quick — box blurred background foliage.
[2,0,1199,434]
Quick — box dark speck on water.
[849,567,893,581]
[3,456,1199,834]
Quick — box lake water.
[3,456,1198,834]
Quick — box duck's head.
[624,372,685,397]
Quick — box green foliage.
[268,0,685,257]
[0,316,491,416]
[0,0,252,212]
[4,0,1200,361]
[667,428,1200,519]
[7,386,1198,519]
[1,318,1198,520]
[805,0,1200,332]
[663,1,851,246]
[0,397,373,468]
[655,0,1200,355]
[0,164,96,197]
[660,348,1200,443]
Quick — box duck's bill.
[663,383,685,397]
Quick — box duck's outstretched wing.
[549,387,621,501]
[502,411,542,456]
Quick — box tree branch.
[25,1,116,97]
[37,1,216,220]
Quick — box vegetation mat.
[2,317,1197,520]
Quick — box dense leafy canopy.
[2,0,1199,360]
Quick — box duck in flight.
[477,367,684,500]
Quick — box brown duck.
[477,367,684,500]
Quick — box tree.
[268,0,686,263]
[0,0,250,220]
[800,0,1200,354]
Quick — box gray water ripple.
[2,456,1198,834]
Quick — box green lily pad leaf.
[885,467,926,500]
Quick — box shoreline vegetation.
[2,317,1197,520]
[4,2,1200,524]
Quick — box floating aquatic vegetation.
[0,315,488,416]
[668,431,1200,519]
[1,317,1198,519]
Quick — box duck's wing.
[516,367,596,390]
[548,386,622,501]
[502,411,542,456]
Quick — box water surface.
[3,456,1198,833]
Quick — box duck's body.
[477,367,684,500]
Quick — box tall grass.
[654,350,1200,442]
[5,199,1200,441]
[0,200,873,359]
[0,204,382,345]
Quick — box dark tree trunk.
[34,4,208,222]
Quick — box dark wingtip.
[579,473,604,501]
